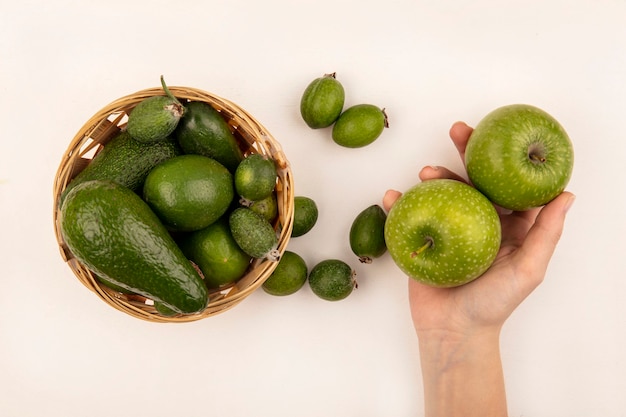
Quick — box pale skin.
[383,121,575,417]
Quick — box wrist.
[417,327,507,417]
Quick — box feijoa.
[292,196,318,237]
[349,204,387,264]
[143,154,234,232]
[332,104,389,148]
[249,192,278,223]
[300,72,345,129]
[178,218,252,289]
[127,76,185,143]
[229,207,279,260]
[308,259,356,301]
[262,251,308,296]
[235,153,277,202]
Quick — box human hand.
[383,121,575,339]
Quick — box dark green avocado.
[60,180,208,314]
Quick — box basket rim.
[53,85,295,323]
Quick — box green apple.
[384,179,501,287]
[465,104,574,211]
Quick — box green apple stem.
[410,237,433,258]
[528,143,547,164]
[529,153,546,163]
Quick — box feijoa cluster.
[300,72,389,148]
[260,72,397,302]
[60,76,288,317]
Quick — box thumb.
[515,192,575,282]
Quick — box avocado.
[175,101,244,172]
[59,130,181,207]
[60,180,208,314]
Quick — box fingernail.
[564,194,576,214]
[427,165,440,171]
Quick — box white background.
[1,1,625,416]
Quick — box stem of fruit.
[382,108,389,128]
[410,237,433,258]
[160,75,183,107]
[529,153,546,163]
[266,249,281,262]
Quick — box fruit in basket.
[262,250,308,296]
[178,218,252,289]
[308,259,356,301]
[143,154,234,232]
[249,192,278,223]
[332,104,388,148]
[465,104,574,211]
[291,196,318,237]
[96,274,133,294]
[384,179,501,288]
[154,301,179,317]
[300,72,345,129]
[59,131,180,207]
[59,180,208,314]
[349,204,387,264]
[235,153,278,203]
[127,76,185,143]
[229,207,279,260]
[175,101,244,172]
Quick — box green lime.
[292,196,318,237]
[234,153,277,202]
[178,218,252,289]
[308,259,356,301]
[262,251,308,296]
[143,154,234,232]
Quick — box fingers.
[449,121,474,164]
[384,121,474,212]
[514,192,575,285]
[418,165,467,183]
[383,166,467,211]
[383,189,402,211]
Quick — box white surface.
[1,1,625,416]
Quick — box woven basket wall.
[53,86,294,323]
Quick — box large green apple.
[465,104,574,211]
[384,179,501,287]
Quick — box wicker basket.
[53,85,294,323]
